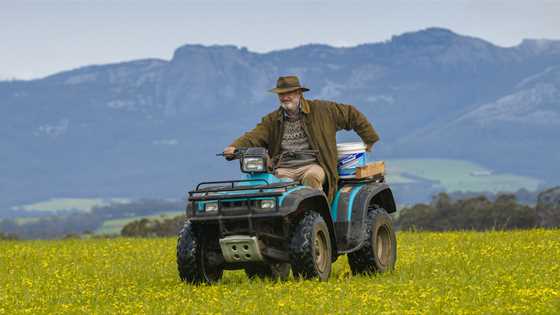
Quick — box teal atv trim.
[177,147,397,284]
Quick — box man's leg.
[275,164,325,189]
[300,164,325,189]
[275,167,299,181]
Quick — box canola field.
[1,230,559,314]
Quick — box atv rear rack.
[338,174,385,186]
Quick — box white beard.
[281,101,298,112]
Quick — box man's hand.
[223,146,236,159]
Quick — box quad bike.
[177,147,397,283]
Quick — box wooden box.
[355,161,385,179]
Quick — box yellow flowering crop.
[1,230,559,314]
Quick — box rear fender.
[335,183,397,253]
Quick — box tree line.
[397,187,560,231]
[0,199,184,239]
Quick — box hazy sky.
[1,0,559,79]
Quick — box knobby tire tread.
[348,208,396,275]
[176,220,222,284]
[289,211,331,280]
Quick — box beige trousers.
[275,163,326,189]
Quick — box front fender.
[279,186,326,214]
[279,187,337,259]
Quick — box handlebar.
[218,148,318,164]
[216,148,248,161]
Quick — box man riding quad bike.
[177,76,397,283]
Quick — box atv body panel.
[331,179,396,253]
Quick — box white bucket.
[337,142,367,178]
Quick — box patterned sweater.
[277,113,317,168]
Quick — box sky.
[1,0,559,80]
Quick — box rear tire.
[348,208,397,275]
[289,211,332,281]
[244,263,290,281]
[177,220,223,284]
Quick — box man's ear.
[366,143,373,152]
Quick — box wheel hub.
[376,225,391,267]
[314,230,328,273]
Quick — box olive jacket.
[230,97,379,202]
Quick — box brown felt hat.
[269,76,310,94]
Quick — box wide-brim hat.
[269,75,310,94]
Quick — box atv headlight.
[242,157,265,173]
[205,202,218,212]
[258,199,276,210]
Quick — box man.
[223,75,379,202]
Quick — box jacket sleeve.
[329,101,380,149]
[230,114,273,148]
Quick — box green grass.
[385,158,542,192]
[94,211,184,235]
[1,230,558,314]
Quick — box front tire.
[289,211,332,281]
[176,220,223,284]
[348,208,397,275]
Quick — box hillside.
[1,27,559,209]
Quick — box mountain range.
[1,27,559,210]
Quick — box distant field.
[1,230,558,314]
[9,158,539,216]
[12,217,42,225]
[94,211,184,235]
[12,197,130,212]
[385,158,541,192]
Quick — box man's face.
[278,90,301,112]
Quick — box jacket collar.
[300,96,310,114]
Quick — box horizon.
[2,27,559,82]
[1,0,559,80]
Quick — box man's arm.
[329,101,380,151]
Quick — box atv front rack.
[187,179,299,217]
[188,179,298,201]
